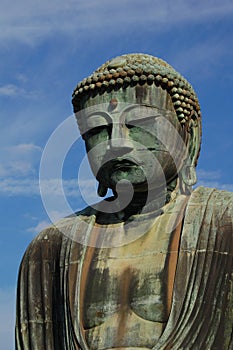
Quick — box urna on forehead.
[72,53,201,125]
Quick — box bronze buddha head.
[72,54,201,198]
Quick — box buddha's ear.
[181,111,201,187]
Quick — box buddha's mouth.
[113,161,139,171]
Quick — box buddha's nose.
[110,122,133,154]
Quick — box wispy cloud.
[196,168,233,192]
[0,178,38,195]
[26,219,51,234]
[197,180,233,192]
[197,169,222,181]
[0,161,35,177]
[26,208,77,234]
[0,141,96,200]
[0,176,97,199]
[0,143,42,177]
[1,164,231,198]
[1,0,232,45]
[163,0,233,23]
[0,84,25,96]
[171,37,233,77]
[8,143,42,154]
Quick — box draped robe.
[16,187,233,349]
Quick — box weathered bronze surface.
[16,54,233,349]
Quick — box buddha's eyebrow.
[87,116,107,124]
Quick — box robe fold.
[16,187,233,349]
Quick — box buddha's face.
[77,85,188,193]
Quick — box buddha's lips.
[114,161,139,170]
[108,159,143,170]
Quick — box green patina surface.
[16,54,233,350]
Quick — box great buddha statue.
[16,54,233,349]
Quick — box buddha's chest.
[83,227,173,329]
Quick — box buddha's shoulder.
[21,225,63,264]
[191,186,233,205]
[189,186,233,223]
[22,206,95,260]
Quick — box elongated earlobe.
[181,164,197,186]
[97,182,108,197]
[180,111,200,187]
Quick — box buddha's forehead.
[82,85,175,112]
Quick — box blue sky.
[1,1,233,348]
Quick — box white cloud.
[49,210,72,222]
[26,219,51,234]
[40,178,79,197]
[197,181,233,192]
[196,168,233,192]
[171,38,233,77]
[26,209,77,234]
[0,84,25,96]
[39,177,97,199]
[0,83,41,100]
[0,287,15,350]
[0,161,35,177]
[0,178,38,196]
[164,0,233,23]
[1,165,231,200]
[8,143,42,154]
[0,104,62,152]
[0,142,91,199]
[16,74,28,83]
[0,0,232,45]
[78,178,101,204]
[0,143,42,178]
[197,169,222,181]
[0,176,97,199]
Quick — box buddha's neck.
[112,180,178,220]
